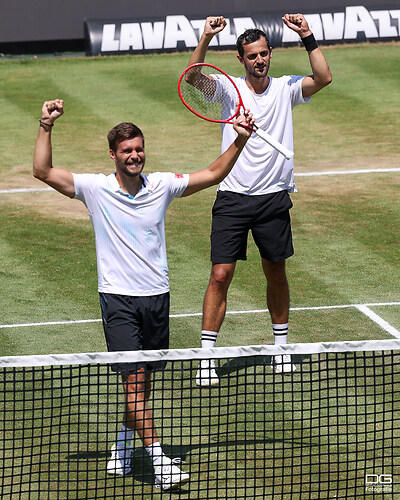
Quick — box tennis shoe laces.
[154,459,190,490]
[196,359,219,386]
[107,443,133,475]
[271,354,296,373]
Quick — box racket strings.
[179,63,294,159]
[179,66,239,122]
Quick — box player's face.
[238,38,271,79]
[111,136,146,177]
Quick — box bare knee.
[210,263,236,289]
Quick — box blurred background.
[0,0,397,56]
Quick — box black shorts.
[210,190,294,264]
[99,292,170,373]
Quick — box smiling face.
[237,37,272,79]
[110,136,146,178]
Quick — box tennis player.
[187,14,332,384]
[33,99,254,491]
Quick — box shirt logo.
[175,174,184,178]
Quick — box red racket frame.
[178,63,244,125]
[178,62,294,160]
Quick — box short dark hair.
[107,122,145,152]
[236,29,271,57]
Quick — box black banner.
[85,5,400,56]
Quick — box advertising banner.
[85,5,400,56]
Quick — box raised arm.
[185,16,227,91]
[188,16,227,67]
[33,99,75,198]
[282,13,332,98]
[182,111,254,197]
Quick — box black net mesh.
[1,343,399,499]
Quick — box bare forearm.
[182,135,247,196]
[33,125,53,180]
[187,33,213,66]
[307,46,332,89]
[213,136,247,180]
[183,112,253,197]
[283,14,332,96]
[33,99,75,197]
[187,16,226,67]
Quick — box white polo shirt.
[73,171,189,296]
[213,74,310,195]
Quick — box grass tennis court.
[2,345,399,498]
[0,43,399,498]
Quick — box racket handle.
[254,128,294,160]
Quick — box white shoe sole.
[154,464,190,490]
[271,355,297,373]
[195,371,219,387]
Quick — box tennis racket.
[178,63,294,160]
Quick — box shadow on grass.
[217,353,310,377]
[66,432,307,493]
[65,355,313,494]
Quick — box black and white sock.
[273,323,288,345]
[201,330,218,349]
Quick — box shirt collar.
[109,173,149,198]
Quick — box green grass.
[0,43,399,499]
[3,352,398,499]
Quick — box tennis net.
[1,340,399,499]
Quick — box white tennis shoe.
[271,354,296,373]
[195,359,219,386]
[154,460,190,490]
[107,443,133,475]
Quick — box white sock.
[116,423,134,448]
[146,441,171,468]
[273,323,288,345]
[201,330,218,349]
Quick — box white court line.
[0,319,103,329]
[1,301,399,330]
[355,304,400,339]
[1,169,399,335]
[1,168,400,194]
[295,167,400,177]
[0,187,53,194]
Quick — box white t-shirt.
[213,74,310,195]
[73,171,189,296]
